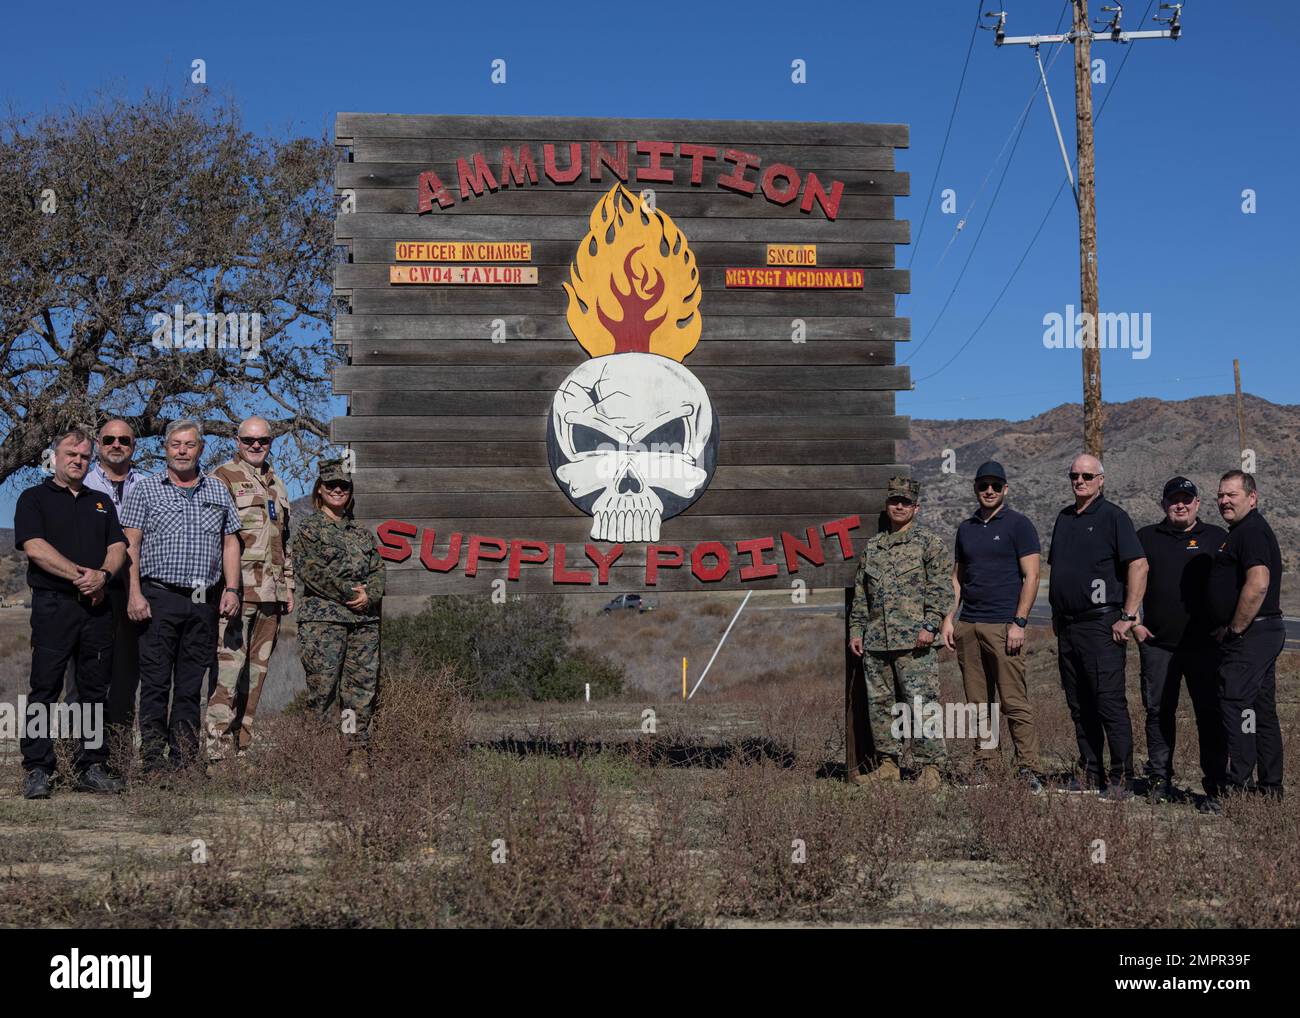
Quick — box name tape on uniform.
[390,265,539,285]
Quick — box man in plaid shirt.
[121,420,241,772]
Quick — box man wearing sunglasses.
[941,461,1043,790]
[84,419,146,769]
[1047,454,1148,800]
[206,417,294,766]
[1133,477,1227,806]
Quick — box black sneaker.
[22,768,52,800]
[76,764,125,794]
[1099,782,1135,803]
[1197,796,1223,816]
[1018,768,1045,795]
[1148,776,1172,804]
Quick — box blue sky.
[2,0,1297,517]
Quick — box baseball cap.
[974,460,1007,483]
[1162,476,1197,499]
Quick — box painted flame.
[562,183,701,361]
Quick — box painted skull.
[548,352,718,542]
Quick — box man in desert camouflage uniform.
[295,458,384,768]
[206,417,293,762]
[848,476,953,789]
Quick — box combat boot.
[854,757,900,785]
[917,764,943,791]
[346,746,370,780]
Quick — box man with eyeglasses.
[84,419,146,768]
[1132,477,1227,806]
[1205,470,1285,809]
[1047,454,1148,801]
[940,461,1043,791]
[205,417,294,765]
[121,420,241,773]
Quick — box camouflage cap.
[887,475,920,501]
[316,457,353,486]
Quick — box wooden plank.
[344,288,899,317]
[347,239,898,268]
[333,414,910,443]
[339,162,898,191]
[380,561,859,595]
[336,114,909,147]
[334,313,910,342]
[347,141,899,170]
[332,364,910,393]
[336,213,909,244]
[346,439,896,467]
[342,389,897,416]
[352,187,903,216]
[336,263,909,293]
[342,339,897,367]
[352,464,906,494]
[354,487,890,518]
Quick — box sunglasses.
[885,497,915,507]
[322,482,352,493]
[976,480,1005,493]
[100,435,133,446]
[1166,494,1196,505]
[238,436,271,448]
[1068,472,1098,481]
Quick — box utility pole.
[1233,359,1246,458]
[984,2,1183,459]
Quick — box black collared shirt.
[1206,509,1282,626]
[13,479,127,595]
[1137,517,1227,649]
[1047,494,1145,617]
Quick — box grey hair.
[165,419,204,448]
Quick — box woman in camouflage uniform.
[295,458,384,770]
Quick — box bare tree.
[0,90,338,486]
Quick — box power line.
[913,0,1160,385]
[905,0,984,274]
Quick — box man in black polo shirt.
[1048,454,1148,800]
[13,429,128,799]
[1206,470,1285,807]
[1134,477,1228,804]
[941,460,1043,788]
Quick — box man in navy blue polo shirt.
[1047,454,1148,800]
[1205,470,1285,808]
[1134,477,1227,805]
[13,429,129,799]
[941,461,1043,788]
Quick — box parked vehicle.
[601,593,654,614]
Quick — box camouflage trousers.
[863,647,948,767]
[298,620,380,742]
[207,602,282,759]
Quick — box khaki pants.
[954,619,1040,771]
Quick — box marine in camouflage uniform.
[295,459,384,745]
[206,445,293,760]
[848,476,953,780]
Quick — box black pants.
[137,582,219,768]
[1137,639,1225,794]
[22,588,113,773]
[1056,613,1134,785]
[103,585,142,765]
[1218,617,1285,794]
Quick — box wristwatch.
[921,621,939,634]
[100,569,112,584]
[1012,616,1028,628]
[223,587,241,596]
[1120,612,1138,622]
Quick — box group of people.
[13,418,385,799]
[849,456,1285,813]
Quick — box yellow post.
[682,658,687,701]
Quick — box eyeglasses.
[238,436,271,448]
[976,480,1005,493]
[1068,472,1098,481]
[100,435,132,446]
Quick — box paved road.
[758,600,1300,651]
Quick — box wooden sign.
[395,241,532,261]
[332,114,912,593]
[724,267,865,289]
[389,265,538,285]
[767,244,816,265]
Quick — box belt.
[1056,604,1122,626]
[143,578,214,597]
